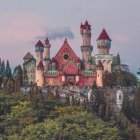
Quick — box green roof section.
[46,70,58,76]
[83,70,95,76]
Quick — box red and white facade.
[34,21,120,87]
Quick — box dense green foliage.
[8,107,121,140]
[0,92,122,140]
[103,70,138,87]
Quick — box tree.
[1,61,5,75]
[0,101,37,136]
[0,59,3,88]
[134,85,140,126]
[2,60,12,79]
[103,70,138,87]
[13,65,23,86]
[8,106,122,140]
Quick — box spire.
[64,38,67,42]
[35,40,44,47]
[45,38,49,45]
[97,28,111,41]
[63,38,69,46]
[84,20,91,29]
[37,60,44,69]
[117,53,121,64]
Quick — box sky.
[0,0,140,75]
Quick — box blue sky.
[0,0,140,74]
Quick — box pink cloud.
[0,13,46,45]
[113,34,128,42]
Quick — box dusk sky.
[0,0,140,74]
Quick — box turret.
[44,38,51,59]
[80,21,93,69]
[35,40,44,66]
[97,29,111,55]
[43,38,51,72]
[36,60,44,87]
[35,40,44,87]
[117,53,121,65]
[96,60,103,87]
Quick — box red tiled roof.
[37,60,44,69]
[80,21,91,30]
[35,40,44,47]
[80,23,85,29]
[84,20,91,29]
[84,20,90,26]
[97,28,111,41]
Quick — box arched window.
[119,95,121,100]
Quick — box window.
[119,95,121,100]
[63,54,69,60]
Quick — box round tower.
[80,21,93,63]
[35,40,44,86]
[96,60,104,87]
[43,38,51,72]
[36,60,44,87]
[35,40,44,66]
[44,38,51,59]
[97,29,111,55]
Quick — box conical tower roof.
[37,60,44,69]
[35,40,44,47]
[97,28,111,41]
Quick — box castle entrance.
[67,76,75,85]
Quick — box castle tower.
[97,28,111,55]
[43,38,51,72]
[35,40,44,66]
[80,21,93,69]
[96,29,112,72]
[36,60,44,87]
[35,40,44,86]
[96,60,103,87]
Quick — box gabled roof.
[54,39,79,61]
[97,28,111,41]
[23,52,33,60]
[35,40,44,47]
[37,60,44,69]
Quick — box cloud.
[113,34,128,42]
[0,13,45,45]
[37,27,74,40]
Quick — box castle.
[23,21,121,87]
